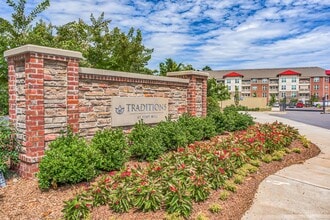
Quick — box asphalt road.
[270,111,330,130]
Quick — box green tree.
[269,94,277,106]
[159,58,183,76]
[234,86,240,107]
[0,0,50,115]
[55,13,154,74]
[202,65,212,71]
[207,78,230,114]
[0,2,155,114]
[159,58,195,76]
[310,93,319,105]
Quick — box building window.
[262,85,267,91]
[281,78,286,83]
[262,78,268,83]
[227,85,231,91]
[262,93,267,97]
[292,92,297,97]
[325,78,329,82]
[281,85,286,90]
[226,79,231,84]
[281,92,286,98]
[251,78,257,83]
[292,77,297,83]
[314,85,319,90]
[235,79,240,84]
[292,85,296,90]
[252,86,257,91]
[325,86,329,90]
[314,77,320,82]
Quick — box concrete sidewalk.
[242,112,330,220]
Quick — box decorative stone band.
[19,154,43,164]
[79,67,189,86]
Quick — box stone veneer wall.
[4,44,208,178]
[79,68,189,138]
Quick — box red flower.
[109,171,116,176]
[154,166,162,171]
[248,138,255,143]
[86,204,92,209]
[105,177,111,183]
[121,171,131,178]
[169,186,177,192]
[179,163,186,169]
[75,204,80,209]
[177,147,185,152]
[218,167,225,174]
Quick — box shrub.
[155,120,188,151]
[210,109,254,133]
[223,180,237,192]
[200,116,217,139]
[37,130,97,189]
[129,121,164,161]
[0,120,19,176]
[292,148,301,154]
[208,203,222,213]
[207,96,220,115]
[177,114,204,143]
[91,129,129,171]
[234,174,244,184]
[249,159,261,167]
[219,190,229,201]
[261,154,272,163]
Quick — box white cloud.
[0,0,329,70]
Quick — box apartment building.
[209,67,330,102]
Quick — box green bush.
[177,114,205,143]
[0,120,19,176]
[207,96,220,115]
[91,129,129,171]
[129,121,164,161]
[200,116,217,139]
[155,120,188,151]
[37,130,97,189]
[210,109,254,133]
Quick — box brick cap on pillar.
[167,71,209,77]
[4,44,83,59]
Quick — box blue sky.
[1,0,330,71]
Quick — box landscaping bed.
[0,129,320,220]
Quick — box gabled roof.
[277,70,301,77]
[223,72,244,78]
[209,67,326,80]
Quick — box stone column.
[4,45,82,178]
[167,71,209,117]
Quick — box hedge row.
[37,110,254,189]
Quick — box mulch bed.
[0,139,320,220]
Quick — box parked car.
[296,102,304,108]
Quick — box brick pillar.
[4,45,82,178]
[67,59,80,132]
[167,71,209,117]
[202,78,207,116]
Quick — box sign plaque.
[111,97,168,127]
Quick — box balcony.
[299,80,310,85]
[269,80,278,85]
